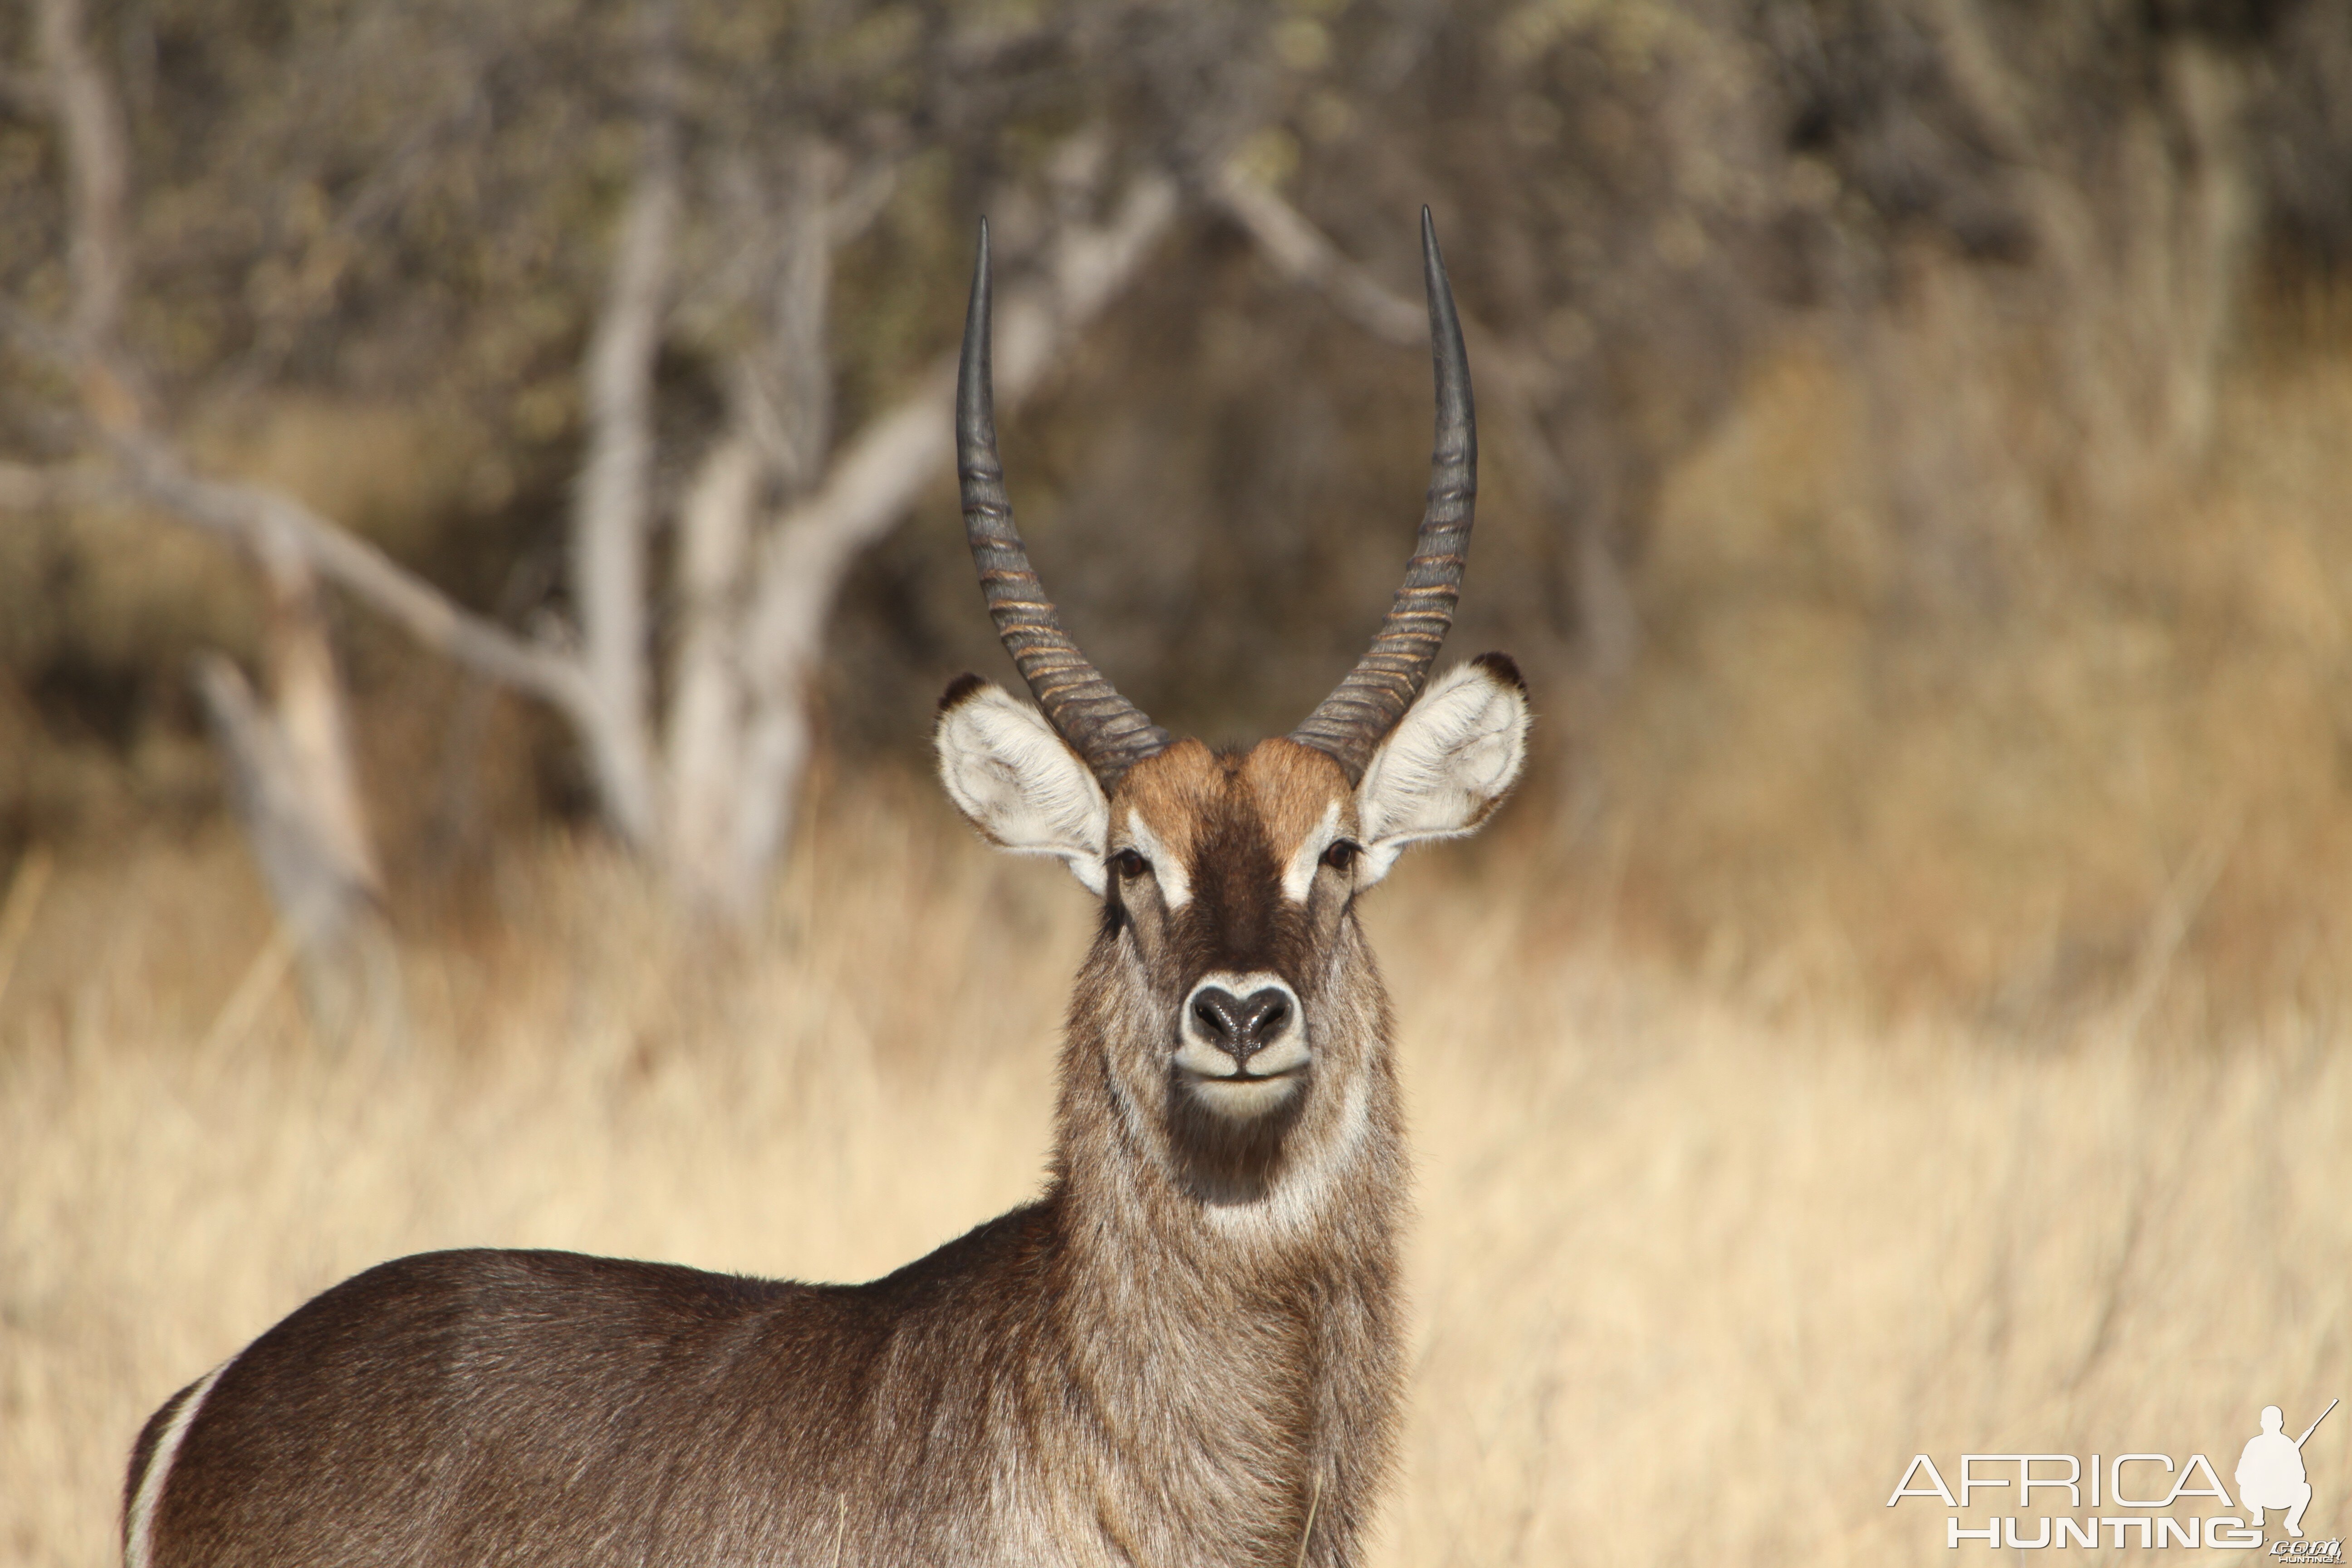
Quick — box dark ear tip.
[937,672,988,715]
[1469,651,1525,692]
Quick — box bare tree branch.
[1210,168,1425,346]
[827,153,901,250]
[109,435,594,720]
[1213,172,1584,498]
[657,137,842,916]
[1215,172,1642,678]
[742,171,1181,689]
[19,0,598,769]
[745,138,836,492]
[662,430,762,911]
[705,171,1179,899]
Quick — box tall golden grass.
[4,777,2347,1565]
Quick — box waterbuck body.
[124,211,1529,1568]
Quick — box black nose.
[1189,986,1294,1069]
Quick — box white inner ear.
[1354,660,1529,886]
[936,684,1110,893]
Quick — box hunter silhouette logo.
[2241,1401,2336,1540]
[1886,1398,2341,1552]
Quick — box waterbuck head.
[937,211,1528,1215]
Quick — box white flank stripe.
[125,1360,230,1568]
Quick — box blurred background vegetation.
[5,0,2352,1023]
[11,9,2352,1558]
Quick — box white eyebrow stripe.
[1125,813,1191,908]
[1281,800,1343,905]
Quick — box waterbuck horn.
[958,220,1171,786]
[1290,206,1476,784]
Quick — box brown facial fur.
[1088,739,1387,1207]
[1110,738,1358,984]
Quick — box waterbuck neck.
[1024,926,1407,1564]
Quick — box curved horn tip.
[1420,212,1466,362]
[959,222,995,439]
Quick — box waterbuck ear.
[935,676,1112,894]
[1353,654,1529,886]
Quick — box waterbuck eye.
[1110,848,1149,880]
[1322,839,1361,872]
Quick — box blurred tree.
[0,0,1291,921]
[3,0,2349,1002]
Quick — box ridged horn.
[958,220,1171,786]
[1291,207,1476,784]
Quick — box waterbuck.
[122,210,1529,1568]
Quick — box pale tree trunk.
[656,154,1177,921]
[570,0,679,851]
[193,534,402,1051]
[658,142,838,917]
[662,431,764,913]
[699,148,837,917]
[34,0,127,389]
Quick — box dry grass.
[3,780,2348,1566]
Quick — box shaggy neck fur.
[1031,913,1407,1567]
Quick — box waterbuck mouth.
[1180,1062,1306,1085]
[1181,1065,1307,1120]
